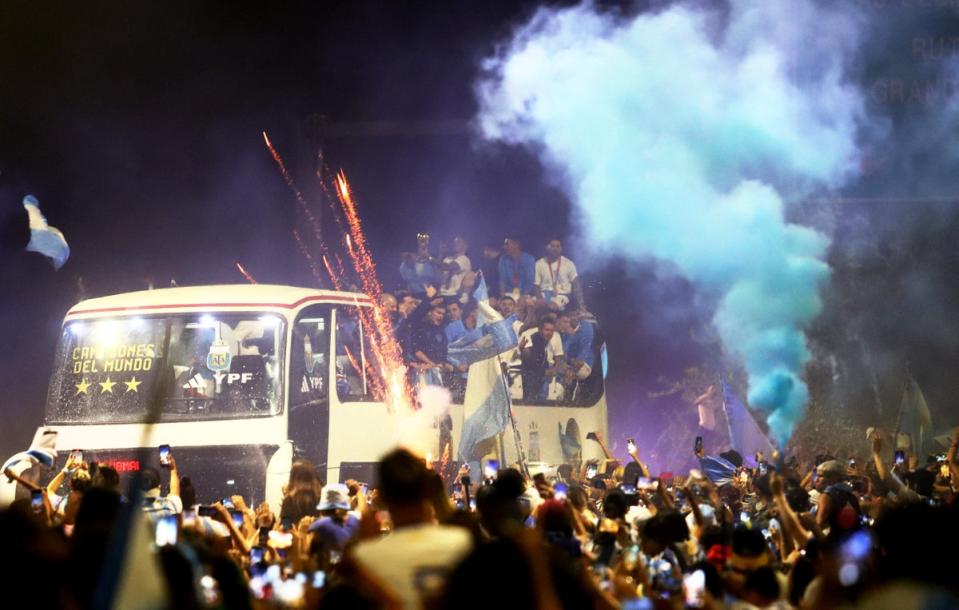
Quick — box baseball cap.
[317,483,351,511]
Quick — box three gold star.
[76,376,142,394]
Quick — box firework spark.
[292,229,326,287]
[263,126,414,414]
[333,170,413,413]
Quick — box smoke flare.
[477,1,866,446]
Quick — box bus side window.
[335,308,364,398]
[291,306,329,407]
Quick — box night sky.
[3,1,959,465]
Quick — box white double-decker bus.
[11,284,607,507]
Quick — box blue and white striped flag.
[456,273,518,463]
[721,378,774,456]
[447,274,516,368]
[699,455,737,486]
[1,428,58,506]
[23,195,70,270]
[1,428,58,473]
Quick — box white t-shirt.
[696,395,720,431]
[352,523,472,610]
[440,255,471,296]
[534,256,578,295]
[509,326,564,367]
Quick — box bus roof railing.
[65,284,373,320]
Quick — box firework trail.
[235,262,258,284]
[333,253,347,278]
[262,131,324,243]
[292,228,327,287]
[322,255,343,290]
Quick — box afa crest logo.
[206,339,232,372]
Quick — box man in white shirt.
[534,239,582,310]
[352,449,472,610]
[439,235,471,300]
[517,315,566,401]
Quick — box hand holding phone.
[182,509,197,528]
[31,489,44,515]
[312,571,326,589]
[694,436,703,455]
[197,505,218,518]
[268,530,293,548]
[626,438,637,454]
[683,569,706,607]
[67,450,83,470]
[483,459,499,480]
[250,546,266,564]
[158,444,172,468]
[554,482,568,500]
[155,515,178,546]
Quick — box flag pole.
[720,379,737,453]
[892,363,911,457]
[497,356,530,478]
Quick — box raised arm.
[770,471,809,548]
[46,452,81,495]
[682,484,704,531]
[168,454,180,499]
[589,431,612,460]
[656,479,675,511]
[947,427,959,484]
[869,432,888,483]
[214,501,251,555]
[626,442,651,478]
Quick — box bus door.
[328,305,389,485]
[288,305,331,466]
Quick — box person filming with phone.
[142,445,182,521]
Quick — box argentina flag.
[456,274,518,463]
[23,195,70,270]
[0,428,58,506]
[1,427,58,473]
[447,274,517,368]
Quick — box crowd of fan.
[5,424,959,609]
[378,234,601,403]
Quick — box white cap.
[317,483,351,511]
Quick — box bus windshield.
[46,313,285,424]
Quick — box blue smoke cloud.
[476,1,866,446]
